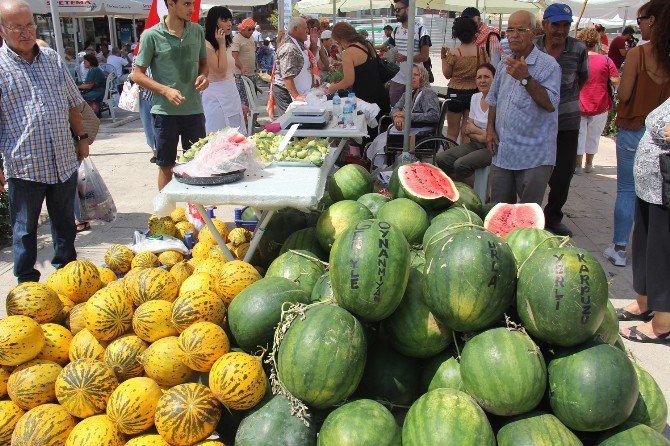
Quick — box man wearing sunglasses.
[232,18,258,77]
[534,3,589,237]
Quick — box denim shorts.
[152,113,206,167]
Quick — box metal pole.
[132,16,138,42]
[73,18,79,55]
[333,0,337,24]
[370,0,375,44]
[49,0,65,59]
[621,6,629,33]
[402,0,415,152]
[279,0,285,31]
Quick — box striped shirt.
[0,45,82,184]
[534,36,589,131]
[390,23,431,85]
[486,46,562,170]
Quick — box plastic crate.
[234,206,258,232]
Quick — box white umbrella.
[295,0,391,14]
[416,0,542,14]
[200,0,274,8]
[549,0,646,21]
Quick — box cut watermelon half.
[483,203,545,238]
[397,162,460,210]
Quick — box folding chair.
[98,72,119,121]
[241,75,268,135]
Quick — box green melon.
[504,227,560,267]
[310,272,334,303]
[266,250,326,294]
[317,399,401,446]
[227,277,310,352]
[241,207,258,221]
[461,327,546,416]
[402,388,495,446]
[376,198,430,245]
[627,364,668,432]
[595,422,670,445]
[330,219,411,321]
[409,249,426,268]
[517,247,608,347]
[254,208,309,267]
[235,395,317,446]
[592,301,619,345]
[420,349,463,393]
[496,411,583,446]
[548,342,639,432]
[358,343,419,406]
[315,200,373,250]
[328,164,373,201]
[423,208,483,258]
[383,268,452,358]
[277,305,366,409]
[450,182,483,217]
[357,193,391,217]
[423,230,516,332]
[279,227,328,261]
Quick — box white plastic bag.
[130,231,190,255]
[118,79,140,112]
[77,158,117,222]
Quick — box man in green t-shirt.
[132,0,209,190]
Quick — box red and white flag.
[134,0,202,54]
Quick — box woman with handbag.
[575,27,619,174]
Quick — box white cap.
[320,30,332,39]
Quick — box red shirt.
[580,53,618,116]
[608,36,626,69]
[600,34,609,46]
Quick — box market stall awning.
[549,0,646,21]
[295,0,392,15]
[200,0,274,8]
[417,0,541,14]
[26,0,150,16]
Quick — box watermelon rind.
[315,200,373,251]
[627,364,668,433]
[279,227,328,261]
[420,348,463,393]
[484,203,545,238]
[496,411,583,446]
[397,162,460,210]
[318,399,401,446]
[592,301,619,345]
[328,164,373,202]
[595,422,670,445]
[504,227,560,267]
[266,250,326,294]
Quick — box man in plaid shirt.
[0,0,90,283]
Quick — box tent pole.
[49,1,65,59]
[621,6,629,33]
[402,0,415,152]
[132,16,138,42]
[73,18,79,55]
[333,0,337,24]
[370,0,374,44]
[574,0,588,37]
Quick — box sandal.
[620,326,670,344]
[616,308,655,322]
[76,221,91,232]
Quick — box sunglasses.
[637,15,650,25]
[393,6,407,13]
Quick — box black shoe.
[616,308,655,322]
[150,156,157,163]
[546,222,573,237]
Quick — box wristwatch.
[521,75,532,87]
[73,134,89,142]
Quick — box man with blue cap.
[535,3,589,237]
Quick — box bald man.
[0,0,90,283]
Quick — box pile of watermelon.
[227,162,668,445]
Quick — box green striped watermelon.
[318,399,401,445]
[315,200,373,250]
[496,411,583,446]
[330,219,411,321]
[504,227,560,267]
[227,277,310,352]
[279,227,328,261]
[596,422,670,445]
[376,198,430,245]
[517,247,608,347]
[423,230,516,332]
[357,193,391,217]
[328,164,373,201]
[450,182,483,217]
[592,301,619,345]
[423,208,483,258]
[420,349,463,393]
[461,328,546,416]
[266,250,326,294]
[627,364,668,432]
[253,208,309,268]
[359,343,419,406]
[548,342,639,432]
[402,388,495,446]
[277,305,366,409]
[383,268,452,358]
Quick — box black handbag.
[378,58,400,83]
[660,152,670,208]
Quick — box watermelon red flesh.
[398,163,459,209]
[484,203,545,238]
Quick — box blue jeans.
[613,126,646,246]
[8,172,78,282]
[139,96,155,150]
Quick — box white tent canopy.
[550,0,646,21]
[417,0,541,14]
[295,0,391,14]
[201,0,274,8]
[26,0,150,17]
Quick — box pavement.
[0,81,668,437]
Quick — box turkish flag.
[134,0,202,55]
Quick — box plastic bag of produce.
[130,231,190,254]
[77,157,117,222]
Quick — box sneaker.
[603,244,627,267]
[574,167,583,175]
[584,163,593,173]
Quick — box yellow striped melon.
[46,268,68,296]
[171,290,226,332]
[104,335,148,381]
[154,383,222,446]
[193,258,228,278]
[97,266,118,285]
[227,227,252,247]
[65,414,125,446]
[132,300,179,343]
[148,216,178,238]
[191,240,214,259]
[0,400,24,444]
[198,220,230,245]
[105,244,135,274]
[209,352,266,410]
[84,286,134,341]
[68,328,107,361]
[7,359,62,410]
[123,267,145,292]
[106,376,163,435]
[179,272,219,296]
[187,257,205,270]
[0,365,11,397]
[177,322,230,372]
[170,207,187,223]
[128,267,180,307]
[232,242,250,260]
[11,403,76,446]
[65,302,87,335]
[215,260,262,305]
[106,278,125,289]
[158,250,184,268]
[126,434,171,445]
[59,259,103,303]
[36,323,73,366]
[54,293,76,325]
[55,359,119,418]
[170,261,193,288]
[131,251,161,269]
[0,316,45,366]
[208,245,228,262]
[137,336,195,388]
[6,282,63,323]
[175,221,196,240]
[194,441,226,445]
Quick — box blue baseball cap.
[544,3,574,23]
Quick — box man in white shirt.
[106,47,129,77]
[252,25,262,48]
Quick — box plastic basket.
[234,206,258,232]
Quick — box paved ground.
[0,85,668,436]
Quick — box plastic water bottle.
[332,93,342,122]
[347,92,357,110]
[342,103,354,127]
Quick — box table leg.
[243,209,275,263]
[194,204,235,261]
